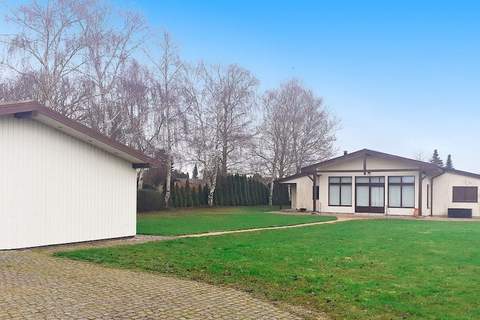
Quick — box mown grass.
[137,206,335,235]
[57,219,480,319]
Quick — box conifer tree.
[445,154,454,169]
[185,179,192,207]
[192,187,199,207]
[179,186,186,207]
[226,175,233,206]
[192,164,198,179]
[203,185,210,206]
[245,177,252,205]
[430,149,444,167]
[253,180,260,205]
[172,185,180,208]
[187,186,193,207]
[242,176,249,205]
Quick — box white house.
[0,101,158,250]
[279,149,480,218]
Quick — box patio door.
[355,176,385,213]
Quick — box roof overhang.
[277,172,312,183]
[0,101,161,168]
[301,149,443,176]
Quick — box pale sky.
[2,0,480,172]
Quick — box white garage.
[0,101,156,250]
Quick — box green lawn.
[136,206,335,235]
[56,219,480,320]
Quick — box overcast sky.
[2,0,480,171]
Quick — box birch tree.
[285,80,337,172]
[183,63,222,206]
[1,0,91,118]
[252,91,293,205]
[148,32,185,207]
[254,79,337,204]
[204,64,258,175]
[80,6,146,139]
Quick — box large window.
[388,176,415,208]
[452,186,478,203]
[329,177,352,206]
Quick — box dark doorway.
[355,176,385,213]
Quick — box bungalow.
[279,149,480,217]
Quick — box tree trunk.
[164,155,172,208]
[221,140,228,175]
[269,178,274,206]
[137,169,144,190]
[208,185,216,207]
[207,165,218,207]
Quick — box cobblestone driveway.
[0,250,310,320]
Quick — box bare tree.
[182,63,223,206]
[285,80,337,172]
[147,32,185,207]
[1,0,91,117]
[80,5,146,139]
[0,72,36,102]
[113,60,158,189]
[253,79,337,204]
[252,92,292,205]
[203,64,258,175]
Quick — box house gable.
[301,149,442,175]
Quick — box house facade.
[279,149,480,217]
[0,101,158,250]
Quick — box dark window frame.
[312,185,320,200]
[328,176,352,207]
[388,176,415,209]
[452,186,478,203]
[355,176,386,212]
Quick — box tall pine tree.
[192,164,198,179]
[445,154,454,169]
[430,149,444,167]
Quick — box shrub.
[137,189,164,212]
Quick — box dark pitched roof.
[444,168,480,179]
[300,148,441,173]
[279,148,480,183]
[0,101,160,167]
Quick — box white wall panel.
[0,116,137,249]
[432,172,480,216]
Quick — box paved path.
[0,216,346,319]
[0,250,324,320]
[175,216,354,239]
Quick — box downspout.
[430,176,435,216]
[312,173,317,212]
[363,154,367,175]
[418,171,424,216]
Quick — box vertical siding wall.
[432,172,480,216]
[0,116,137,250]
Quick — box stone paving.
[0,250,324,319]
[0,215,344,319]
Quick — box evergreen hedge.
[137,174,290,211]
[137,189,164,212]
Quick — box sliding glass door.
[355,176,385,213]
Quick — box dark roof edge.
[443,168,480,179]
[301,148,441,173]
[277,172,310,183]
[0,101,161,167]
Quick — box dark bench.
[448,208,472,218]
